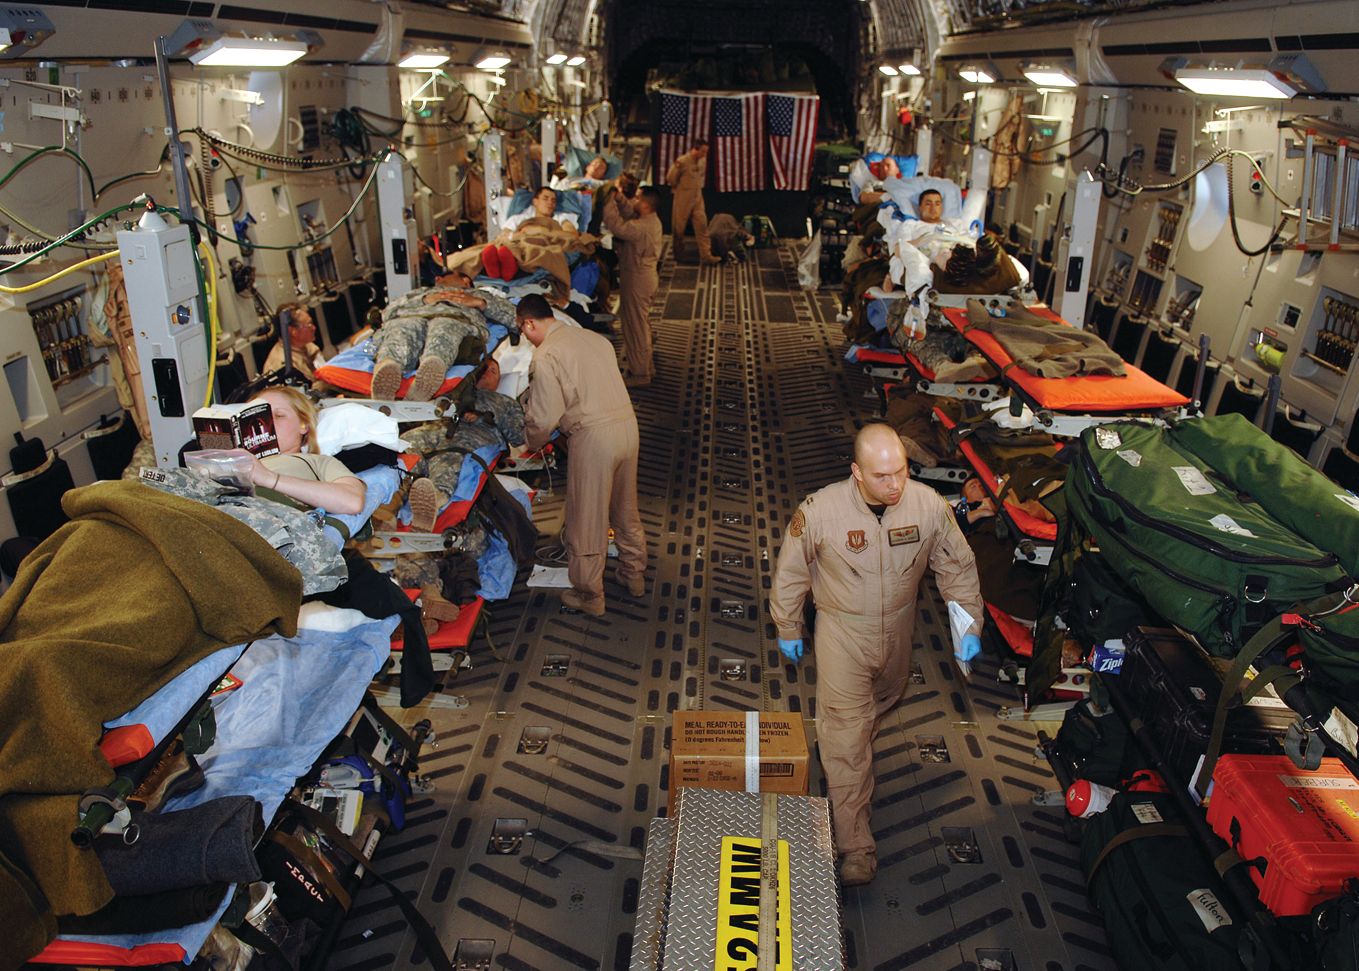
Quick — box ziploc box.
[193,402,279,456]
[669,711,809,806]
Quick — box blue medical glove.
[956,633,981,663]
[778,638,804,663]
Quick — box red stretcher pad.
[940,306,1189,413]
[392,594,484,651]
[932,406,1058,542]
[396,451,501,533]
[985,602,1033,658]
[857,347,907,367]
[29,941,186,966]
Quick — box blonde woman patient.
[247,386,366,515]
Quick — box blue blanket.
[63,618,396,958]
[322,464,403,547]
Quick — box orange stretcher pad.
[932,406,1057,542]
[939,306,1189,413]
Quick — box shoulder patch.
[789,508,806,538]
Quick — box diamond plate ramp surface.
[326,242,1113,971]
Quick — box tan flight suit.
[523,325,648,596]
[770,477,983,857]
[665,152,714,261]
[602,194,662,381]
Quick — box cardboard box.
[669,711,809,804]
[193,402,279,456]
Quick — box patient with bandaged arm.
[249,386,366,515]
[877,183,1019,337]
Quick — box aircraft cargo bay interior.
[1,2,1358,971]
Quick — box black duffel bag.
[1081,791,1242,971]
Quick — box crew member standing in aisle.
[665,140,720,265]
[770,423,984,887]
[602,183,662,388]
[517,294,648,615]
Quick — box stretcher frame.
[932,404,1059,549]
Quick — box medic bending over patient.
[247,385,366,515]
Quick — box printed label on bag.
[1209,513,1256,538]
[1132,802,1163,824]
[1278,775,1359,790]
[1187,890,1234,933]
[1173,466,1216,496]
[1115,450,1142,467]
[139,468,168,484]
[1094,427,1122,449]
[1335,493,1359,513]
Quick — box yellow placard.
[714,836,792,971]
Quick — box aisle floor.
[329,242,1115,971]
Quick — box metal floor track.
[328,243,1115,971]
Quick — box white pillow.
[315,402,409,455]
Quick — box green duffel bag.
[1067,421,1351,660]
[1171,413,1359,578]
[1081,791,1242,971]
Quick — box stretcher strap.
[1195,619,1292,800]
[270,831,352,911]
[285,801,454,971]
[744,710,760,793]
[1087,822,1190,882]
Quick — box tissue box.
[193,402,279,456]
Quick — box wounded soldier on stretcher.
[444,186,599,303]
[368,270,517,401]
[403,358,527,532]
[882,187,1020,298]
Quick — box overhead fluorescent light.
[566,54,586,67]
[545,52,568,65]
[190,36,308,67]
[962,91,977,102]
[898,63,921,76]
[959,66,995,84]
[399,50,449,69]
[878,65,899,77]
[0,8,53,60]
[1023,66,1077,87]
[1174,66,1296,99]
[476,50,512,70]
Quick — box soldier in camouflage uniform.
[136,467,348,594]
[405,360,526,531]
[369,272,518,401]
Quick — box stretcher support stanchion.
[1260,374,1282,432]
[1101,672,1296,971]
[1191,334,1211,415]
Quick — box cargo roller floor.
[328,243,1116,971]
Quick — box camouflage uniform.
[370,285,514,372]
[136,467,348,594]
[404,390,525,500]
[392,517,491,589]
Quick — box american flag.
[655,91,712,184]
[768,94,819,191]
[712,93,765,192]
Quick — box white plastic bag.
[797,231,822,290]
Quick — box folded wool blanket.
[0,481,301,968]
